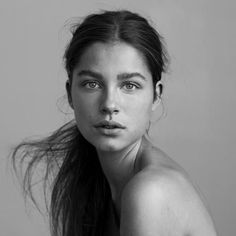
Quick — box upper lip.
[94,120,126,129]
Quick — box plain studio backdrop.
[0,0,235,235]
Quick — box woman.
[12,10,217,236]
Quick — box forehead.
[74,42,151,76]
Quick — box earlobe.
[66,80,74,109]
[152,98,160,111]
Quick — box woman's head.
[64,10,169,153]
[64,10,168,100]
[11,12,169,235]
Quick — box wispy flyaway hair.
[11,10,169,236]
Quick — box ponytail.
[11,120,111,236]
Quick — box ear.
[66,80,74,109]
[151,81,162,111]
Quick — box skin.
[67,41,217,236]
[67,41,160,200]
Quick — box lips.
[94,120,126,129]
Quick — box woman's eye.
[83,81,100,89]
[123,82,139,90]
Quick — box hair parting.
[11,10,169,236]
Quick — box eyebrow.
[117,72,146,81]
[77,70,103,80]
[77,70,147,81]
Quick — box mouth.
[94,120,126,137]
[99,125,120,129]
[94,120,126,130]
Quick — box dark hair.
[11,10,168,236]
[65,10,168,100]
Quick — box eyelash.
[123,82,140,90]
[81,81,141,90]
[82,81,101,89]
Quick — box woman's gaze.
[11,10,217,236]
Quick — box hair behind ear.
[66,80,73,109]
[159,83,163,96]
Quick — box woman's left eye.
[123,82,140,90]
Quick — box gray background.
[0,0,235,235]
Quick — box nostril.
[100,89,120,114]
[101,107,119,115]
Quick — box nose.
[99,88,120,116]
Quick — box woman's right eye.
[82,81,100,89]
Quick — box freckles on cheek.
[74,101,96,120]
[128,106,152,126]
[129,99,153,114]
[72,95,89,110]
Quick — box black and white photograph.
[0,1,235,235]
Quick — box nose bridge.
[104,84,117,105]
[100,84,119,114]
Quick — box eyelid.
[122,81,141,90]
[81,80,101,89]
[80,79,141,90]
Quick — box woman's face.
[69,42,159,153]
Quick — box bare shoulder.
[120,138,217,236]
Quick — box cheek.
[72,92,96,115]
[125,97,153,125]
[126,96,153,114]
[72,101,89,127]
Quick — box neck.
[96,138,142,201]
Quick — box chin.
[92,135,142,154]
[93,139,124,153]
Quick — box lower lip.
[95,127,124,135]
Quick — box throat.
[97,138,142,199]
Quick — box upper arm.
[120,170,217,236]
[120,173,184,236]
